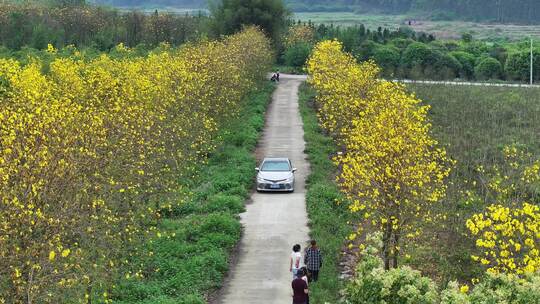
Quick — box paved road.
[219,74,309,304]
[395,79,540,88]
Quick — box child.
[290,244,302,279]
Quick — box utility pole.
[531,38,534,85]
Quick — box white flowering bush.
[345,233,540,304]
[345,233,439,304]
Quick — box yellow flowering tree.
[467,203,540,274]
[466,146,540,275]
[307,40,451,269]
[283,24,316,48]
[0,27,271,303]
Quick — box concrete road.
[395,78,540,88]
[219,74,309,304]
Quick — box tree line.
[0,27,272,303]
[0,2,207,51]
[284,21,540,83]
[0,0,292,54]
[287,0,540,24]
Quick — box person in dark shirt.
[291,268,308,304]
[304,240,323,282]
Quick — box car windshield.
[261,160,290,172]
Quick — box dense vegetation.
[209,0,290,44]
[287,0,540,24]
[1,0,291,53]
[283,22,540,82]
[305,39,540,302]
[308,40,451,270]
[4,0,539,83]
[0,27,271,303]
[0,2,208,50]
[345,233,540,303]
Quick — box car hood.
[258,171,293,181]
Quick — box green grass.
[413,84,540,177]
[404,84,540,284]
[294,12,540,41]
[111,82,275,304]
[299,83,353,303]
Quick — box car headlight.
[285,177,294,183]
[257,176,265,182]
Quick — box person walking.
[276,70,280,82]
[290,244,302,279]
[300,267,310,304]
[304,240,323,282]
[292,269,308,304]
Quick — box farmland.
[294,12,540,41]
[408,84,540,283]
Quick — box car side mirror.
[292,168,297,172]
[255,167,260,172]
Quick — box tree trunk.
[382,221,392,270]
[393,228,400,269]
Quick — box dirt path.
[219,74,309,304]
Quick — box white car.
[256,158,296,192]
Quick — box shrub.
[283,42,313,67]
[401,42,453,78]
[422,53,462,80]
[461,41,490,57]
[372,45,400,77]
[402,42,440,67]
[462,33,473,43]
[209,0,290,44]
[451,51,476,79]
[345,234,540,304]
[468,272,540,303]
[505,50,540,81]
[390,37,415,50]
[345,234,439,304]
[475,57,503,80]
[354,39,381,62]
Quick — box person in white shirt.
[290,244,302,279]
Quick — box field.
[407,83,540,283]
[294,12,540,41]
